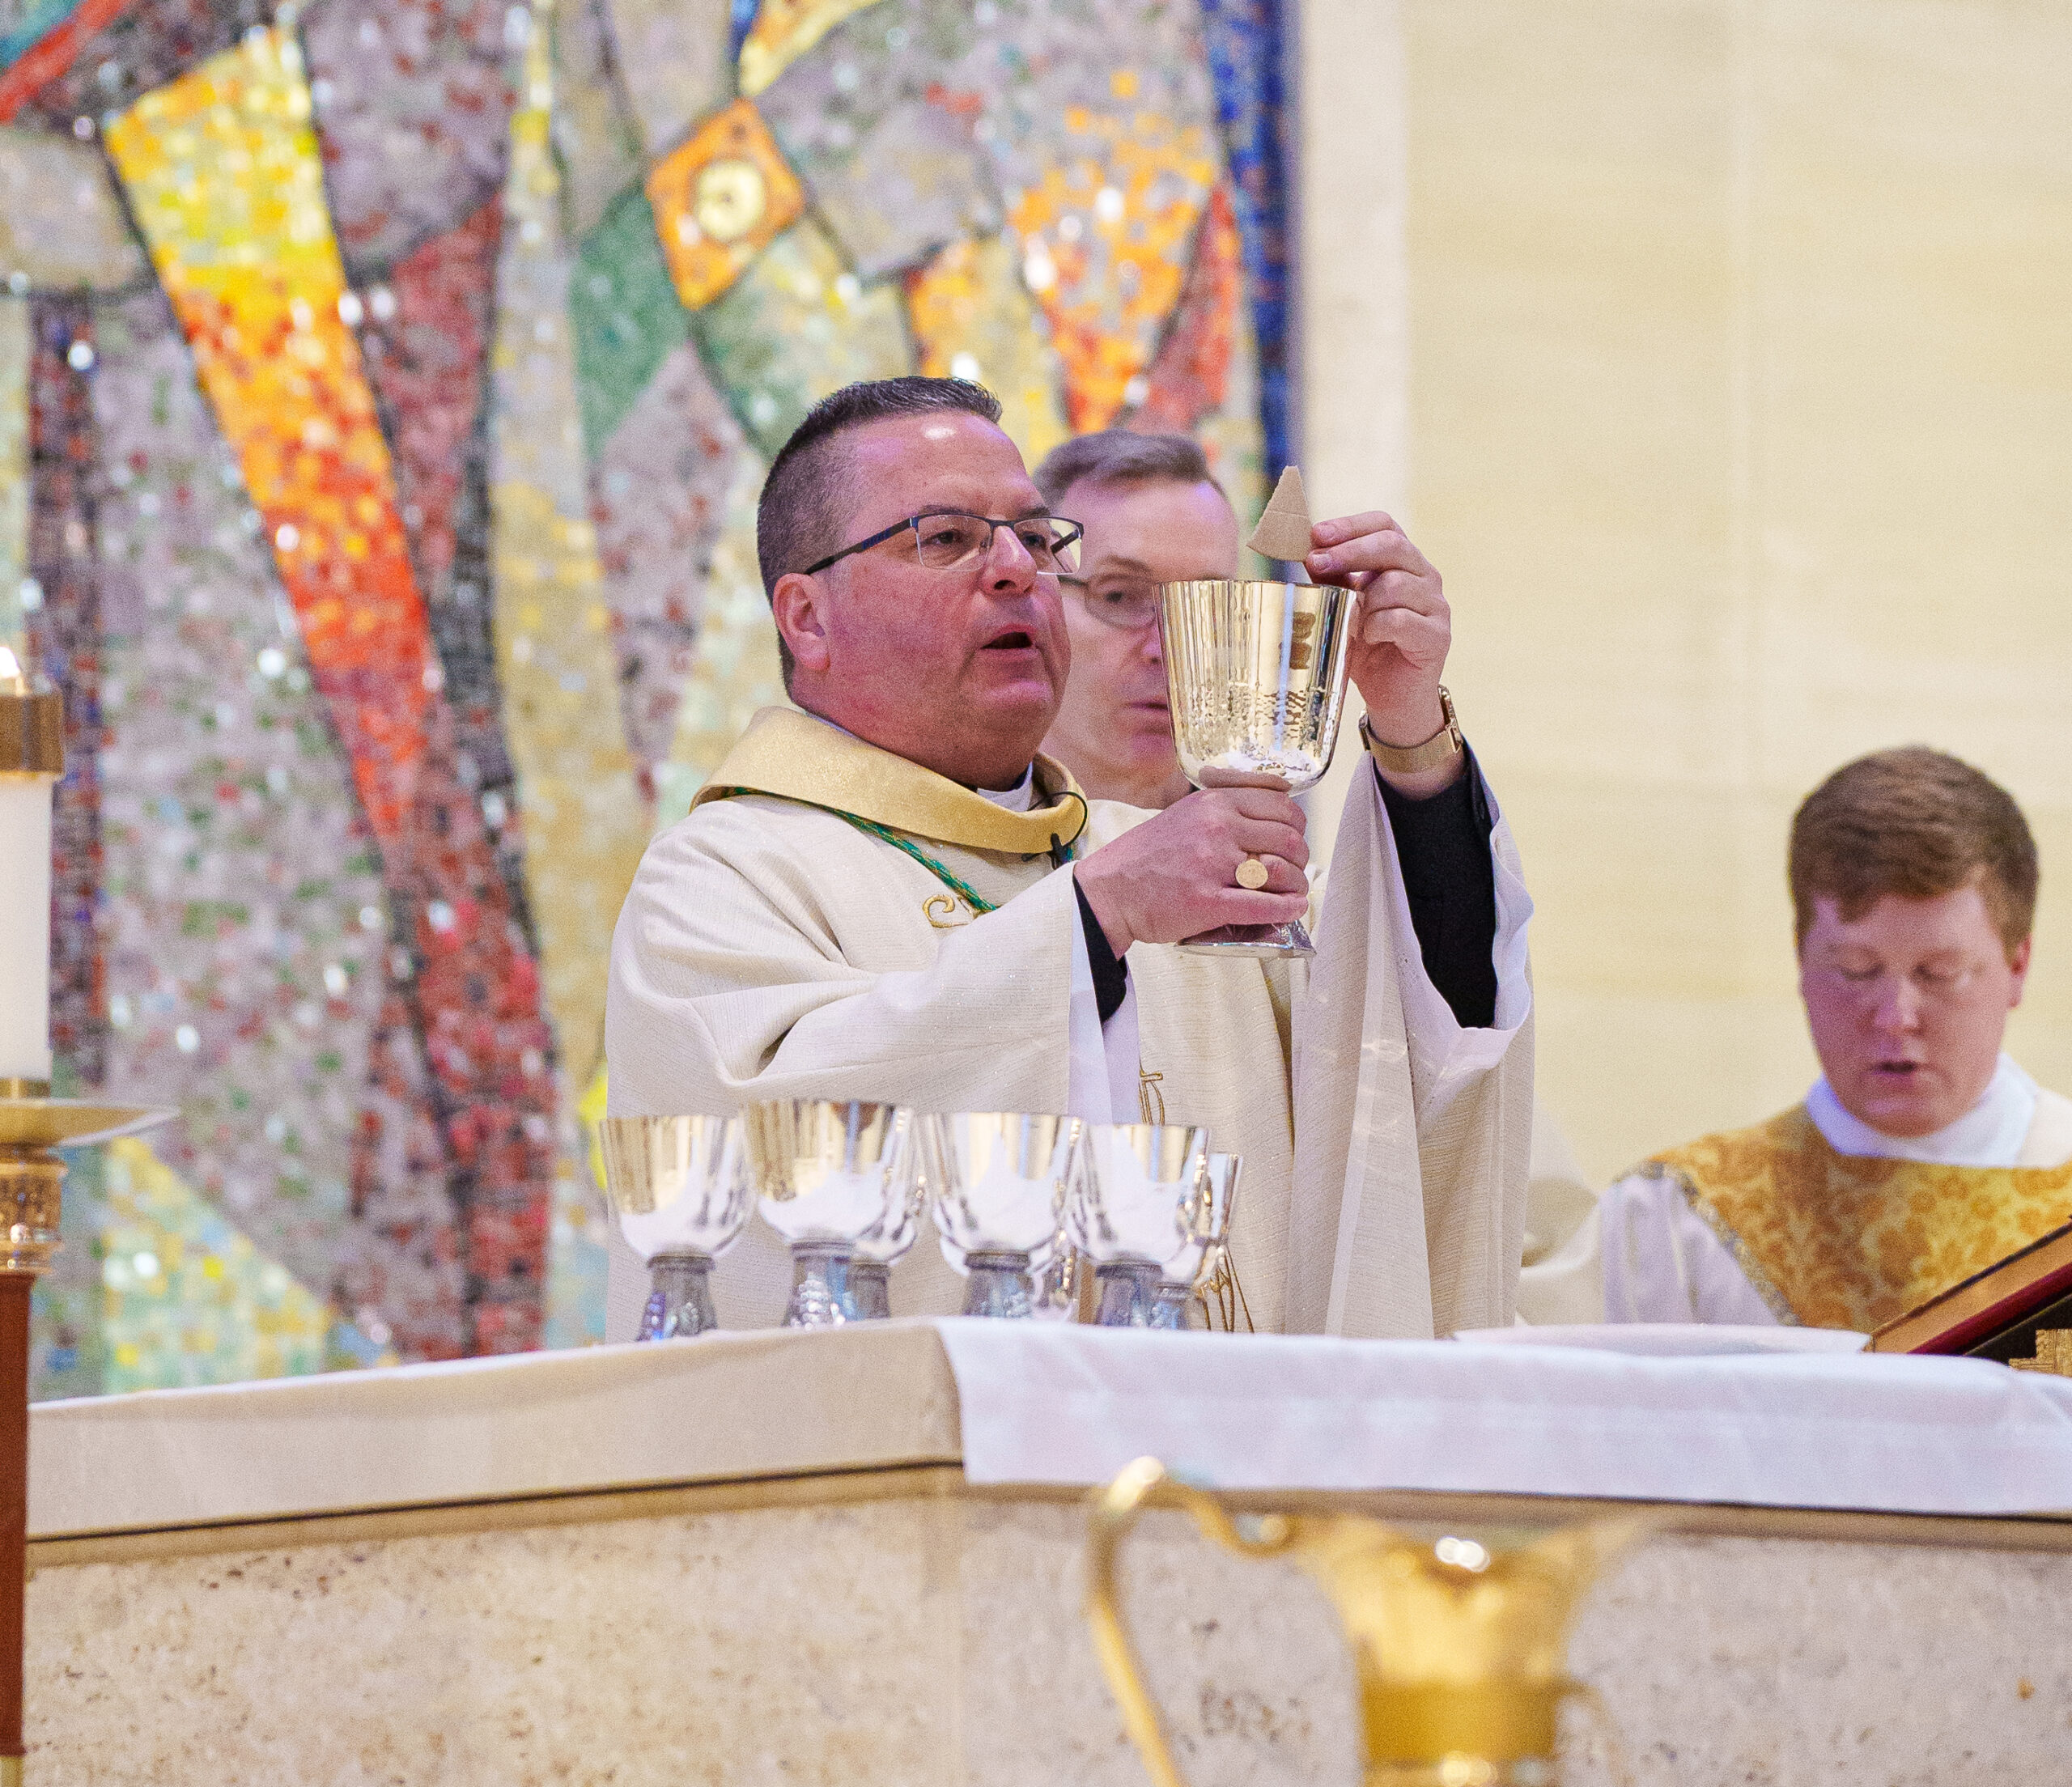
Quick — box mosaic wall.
[1,0,1288,1396]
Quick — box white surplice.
[601,712,1535,1339]
[1523,1056,2072,1327]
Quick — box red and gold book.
[1869,1219,2072,1356]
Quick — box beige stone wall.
[1395,0,2072,1182]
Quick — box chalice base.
[848,1259,892,1320]
[1093,1260,1162,1326]
[1178,918,1315,959]
[638,1252,719,1340]
[783,1242,858,1327]
[1149,1283,1191,1330]
[961,1251,1034,1318]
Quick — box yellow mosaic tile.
[491,4,653,1093]
[646,99,806,312]
[906,231,1068,469]
[737,0,885,97]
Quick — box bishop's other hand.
[1073,770,1310,956]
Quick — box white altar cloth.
[936,1322,2072,1517]
[27,1320,2072,1540]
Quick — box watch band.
[1361,686,1463,775]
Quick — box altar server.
[1579,748,2072,1330]
[604,380,1533,1336]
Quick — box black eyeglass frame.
[801,511,1085,578]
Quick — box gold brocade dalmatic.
[1646,1106,2072,1331]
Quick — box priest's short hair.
[755,376,1004,596]
[1789,747,2038,960]
[1032,429,1220,507]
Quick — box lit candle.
[0,646,62,1090]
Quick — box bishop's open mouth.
[983,630,1035,651]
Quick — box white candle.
[0,644,57,1086]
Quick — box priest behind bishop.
[603,377,1534,1339]
[1531,746,2072,1332]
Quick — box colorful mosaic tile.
[653,439,782,821]
[25,292,104,1088]
[600,0,729,158]
[90,286,388,1301]
[688,215,911,460]
[569,184,690,458]
[754,0,988,281]
[592,338,741,773]
[96,1135,346,1393]
[736,0,883,97]
[300,0,514,280]
[490,11,651,1103]
[104,28,435,847]
[646,98,806,313]
[0,126,148,289]
[6,0,267,128]
[1126,180,1238,435]
[549,0,644,243]
[905,230,1065,466]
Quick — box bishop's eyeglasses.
[804,511,1085,576]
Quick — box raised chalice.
[1067,1123,1212,1326]
[926,1112,1081,1318]
[1158,577,1357,957]
[741,1098,913,1326]
[597,1114,752,1339]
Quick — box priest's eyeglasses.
[1059,575,1160,630]
[803,511,1084,577]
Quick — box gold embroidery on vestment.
[1640,1105,2072,1331]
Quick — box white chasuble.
[602,707,1535,1339]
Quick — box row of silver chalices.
[598,1106,1239,1333]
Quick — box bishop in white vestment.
[604,379,1535,1338]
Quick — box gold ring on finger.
[1235,856,1271,891]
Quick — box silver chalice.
[1159,578,1357,957]
[1150,1150,1242,1330]
[597,1114,752,1340]
[1067,1123,1212,1326]
[926,1112,1081,1318]
[741,1098,913,1326]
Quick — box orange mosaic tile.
[104,28,432,846]
[646,99,807,312]
[1008,104,1217,434]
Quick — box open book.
[1869,1217,2072,1357]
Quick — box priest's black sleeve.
[1374,747,1499,1029]
[1073,879,1130,1023]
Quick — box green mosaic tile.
[570,184,693,458]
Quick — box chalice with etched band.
[597,1114,751,1340]
[1150,1150,1241,1331]
[741,1099,915,1326]
[1159,579,1357,957]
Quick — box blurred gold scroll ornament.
[1085,1458,1651,1787]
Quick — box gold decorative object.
[1086,1458,1651,1787]
[1158,578,1356,957]
[2010,1327,2072,1376]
